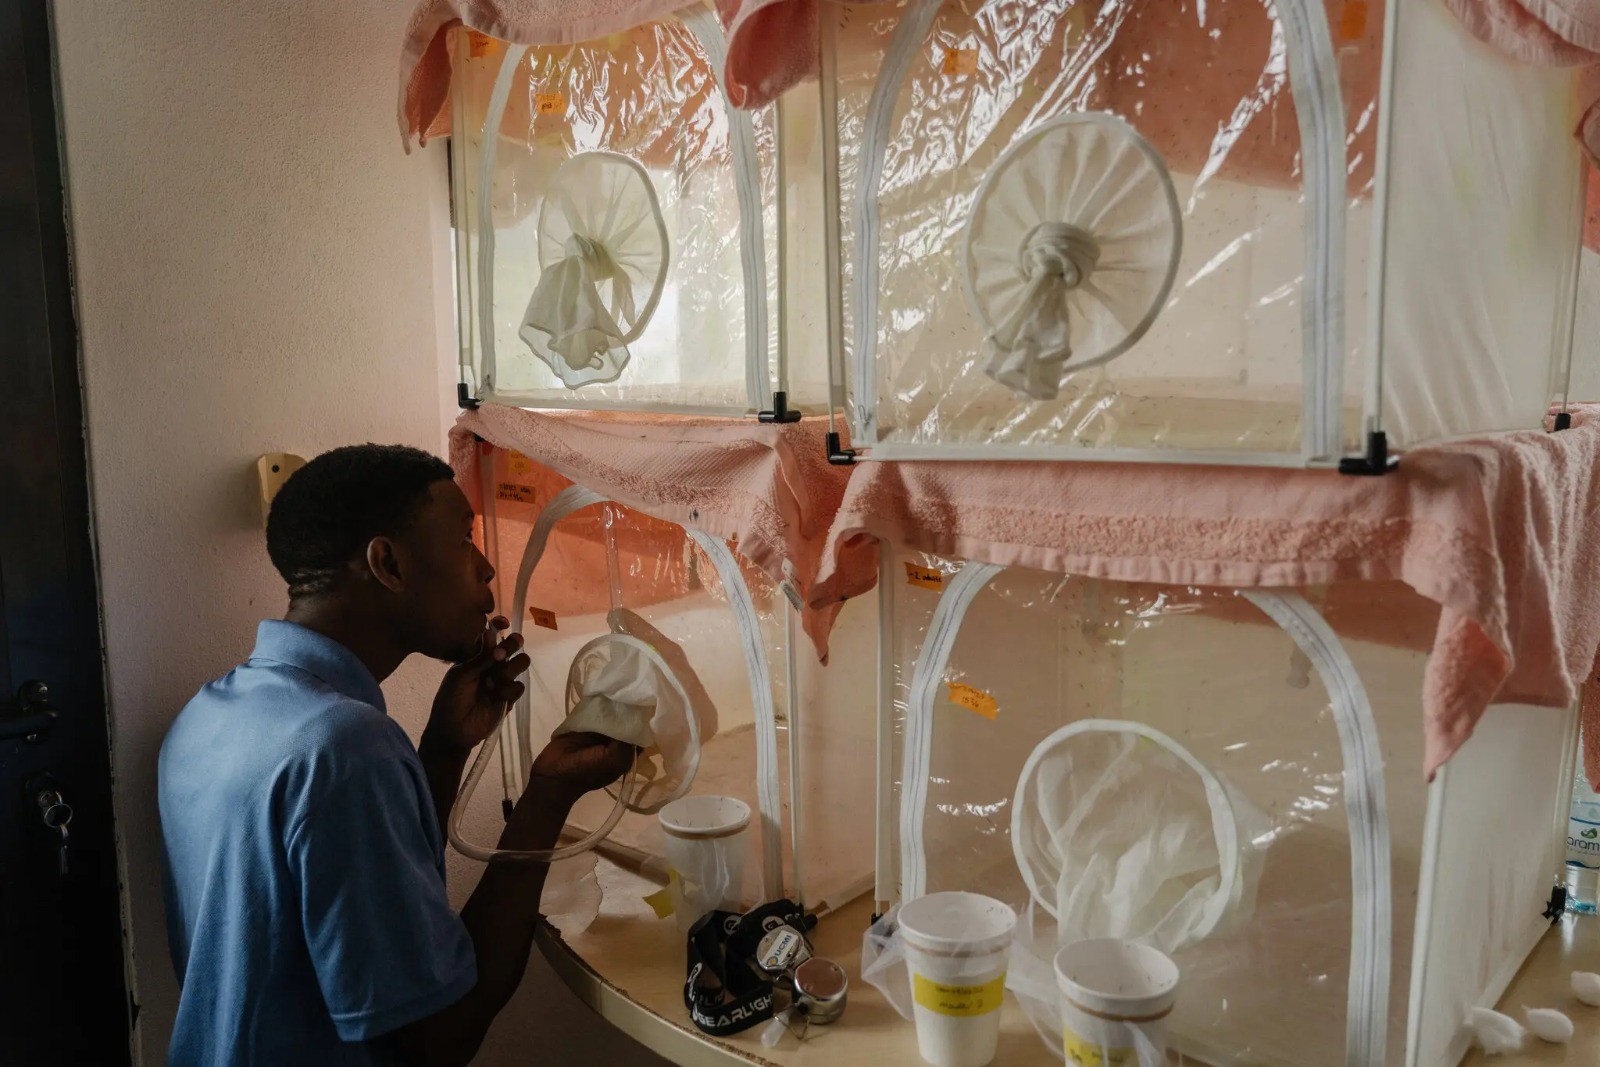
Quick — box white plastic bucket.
[898,892,1018,1067]
[1054,939,1179,1067]
[658,795,751,932]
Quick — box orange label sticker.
[507,453,535,477]
[535,92,566,116]
[467,30,500,58]
[941,47,979,76]
[529,607,558,631]
[905,562,945,592]
[496,482,536,504]
[1337,0,1368,41]
[947,681,998,720]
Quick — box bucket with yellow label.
[1054,940,1179,1067]
[898,892,1018,1067]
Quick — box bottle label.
[1570,815,1600,869]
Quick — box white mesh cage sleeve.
[555,630,703,815]
[1010,720,1269,955]
[520,151,670,387]
[962,113,1182,401]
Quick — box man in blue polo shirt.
[159,444,635,1065]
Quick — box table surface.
[534,863,1600,1066]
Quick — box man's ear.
[365,536,405,593]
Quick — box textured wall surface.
[51,2,662,1062]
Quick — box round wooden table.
[536,862,1600,1066]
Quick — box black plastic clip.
[502,798,515,823]
[1544,883,1569,922]
[1338,430,1398,476]
[1554,411,1574,432]
[457,382,480,410]
[758,391,803,424]
[826,432,857,466]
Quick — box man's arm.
[383,732,634,1067]
[416,731,470,839]
[419,619,528,837]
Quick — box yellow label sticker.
[947,681,999,720]
[941,46,979,76]
[904,562,945,591]
[1064,1032,1136,1067]
[507,453,535,477]
[496,482,536,504]
[644,870,680,919]
[912,973,1005,1017]
[467,30,500,58]
[535,92,566,116]
[529,607,558,631]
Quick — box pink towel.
[451,403,1600,782]
[398,0,845,147]
[448,406,860,654]
[715,0,817,109]
[399,0,694,149]
[812,408,1600,783]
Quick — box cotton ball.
[1524,1007,1575,1043]
[1467,1007,1527,1055]
[1573,971,1600,1006]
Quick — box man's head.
[266,444,495,663]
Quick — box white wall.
[50,2,660,1063]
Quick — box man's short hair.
[266,444,455,599]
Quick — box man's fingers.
[496,651,531,678]
[490,631,523,663]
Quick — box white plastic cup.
[1054,939,1180,1067]
[658,795,750,933]
[897,892,1018,1067]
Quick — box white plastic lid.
[898,891,1018,958]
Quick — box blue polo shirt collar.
[249,620,387,713]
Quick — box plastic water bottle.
[1567,748,1600,914]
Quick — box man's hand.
[527,732,637,805]
[425,616,529,754]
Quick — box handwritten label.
[1337,0,1368,40]
[947,681,998,720]
[912,973,1005,1017]
[1064,1031,1137,1067]
[507,453,535,477]
[496,482,536,504]
[467,30,499,58]
[941,47,979,76]
[529,607,558,631]
[904,562,945,591]
[535,92,566,116]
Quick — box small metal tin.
[792,957,848,1024]
[756,924,812,978]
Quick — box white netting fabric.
[963,113,1181,400]
[1010,720,1267,952]
[554,617,715,816]
[520,151,670,387]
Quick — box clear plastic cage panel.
[451,10,823,414]
[886,554,1436,1066]
[1374,0,1585,447]
[476,445,876,912]
[831,0,1381,462]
